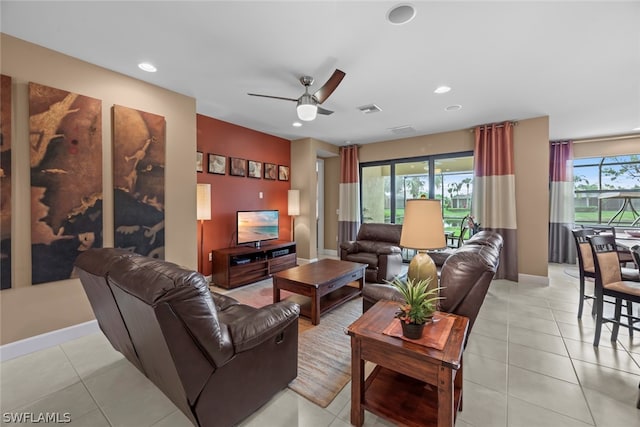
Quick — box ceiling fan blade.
[247,93,298,102]
[317,106,334,115]
[313,69,346,104]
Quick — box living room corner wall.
[196,114,291,277]
[291,138,317,260]
[323,157,340,251]
[0,34,197,344]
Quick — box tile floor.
[1,263,639,426]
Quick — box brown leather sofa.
[362,230,503,341]
[340,223,403,283]
[75,248,300,427]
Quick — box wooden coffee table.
[348,300,469,427]
[272,259,366,325]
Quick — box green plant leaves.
[387,277,444,324]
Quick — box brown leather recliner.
[340,223,403,283]
[75,248,300,427]
[362,230,503,342]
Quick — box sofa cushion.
[343,252,379,268]
[357,240,400,255]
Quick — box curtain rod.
[468,121,519,132]
[572,133,640,144]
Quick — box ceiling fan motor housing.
[300,75,314,87]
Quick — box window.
[574,154,640,225]
[360,151,473,229]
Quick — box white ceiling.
[2,1,639,146]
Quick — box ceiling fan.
[248,69,346,121]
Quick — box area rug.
[221,279,361,408]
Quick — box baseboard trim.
[518,273,550,285]
[297,257,318,265]
[0,320,100,362]
[321,249,338,257]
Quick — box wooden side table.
[347,300,469,427]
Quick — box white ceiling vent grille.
[357,104,382,114]
[389,125,416,135]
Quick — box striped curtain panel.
[472,122,518,281]
[338,145,360,243]
[549,141,576,263]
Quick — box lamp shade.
[400,199,446,250]
[288,189,300,216]
[196,183,211,220]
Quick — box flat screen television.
[236,210,279,247]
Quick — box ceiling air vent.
[389,125,416,136]
[357,104,382,114]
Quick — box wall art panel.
[29,82,103,284]
[1,75,12,289]
[112,105,165,259]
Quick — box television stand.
[211,240,296,289]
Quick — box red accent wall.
[197,114,291,276]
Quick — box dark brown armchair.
[75,248,300,427]
[340,223,403,283]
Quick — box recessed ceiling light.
[387,4,416,25]
[434,86,451,94]
[444,104,462,112]
[292,122,302,127]
[138,62,157,72]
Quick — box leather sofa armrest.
[210,291,239,310]
[229,301,300,353]
[339,241,358,254]
[377,245,401,255]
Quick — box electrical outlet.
[208,252,212,261]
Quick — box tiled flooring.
[1,263,639,426]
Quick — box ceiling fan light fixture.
[297,95,317,121]
[297,104,317,121]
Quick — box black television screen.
[237,210,279,246]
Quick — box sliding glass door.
[394,160,430,223]
[361,164,391,223]
[360,152,474,231]
[434,157,474,233]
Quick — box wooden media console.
[211,241,296,288]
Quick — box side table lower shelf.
[363,366,462,427]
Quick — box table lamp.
[288,189,300,241]
[197,183,212,273]
[400,199,446,289]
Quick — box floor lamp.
[197,183,211,274]
[288,189,300,242]
[400,199,446,289]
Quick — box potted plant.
[389,277,443,339]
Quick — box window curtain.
[549,140,576,264]
[338,145,360,243]
[472,122,518,281]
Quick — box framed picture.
[196,151,203,173]
[248,160,262,179]
[278,165,290,181]
[264,163,277,180]
[230,157,247,177]
[208,154,226,175]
